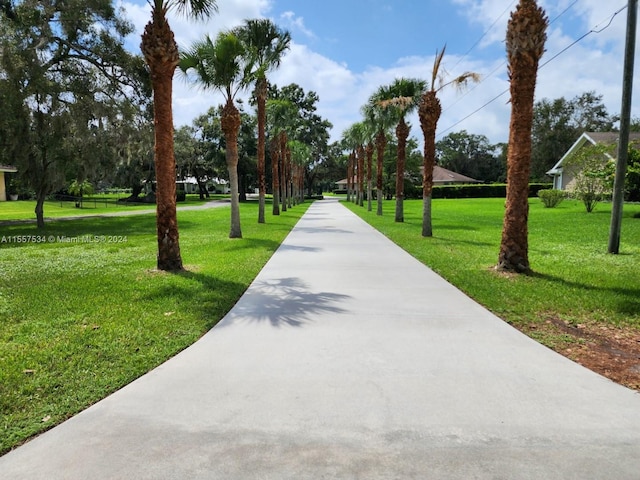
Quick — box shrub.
[430,183,552,199]
[538,189,565,208]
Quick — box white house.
[546,132,640,190]
[0,165,18,201]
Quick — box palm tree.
[419,46,480,237]
[140,0,218,271]
[270,134,281,215]
[266,98,298,215]
[373,78,426,222]
[346,150,355,203]
[342,122,367,205]
[180,31,249,238]
[363,100,393,215]
[365,141,374,212]
[280,130,289,212]
[234,19,291,224]
[498,0,548,273]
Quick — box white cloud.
[279,11,316,39]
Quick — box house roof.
[432,165,481,184]
[546,131,640,175]
[0,165,17,173]
[336,166,481,185]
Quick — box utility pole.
[609,0,637,254]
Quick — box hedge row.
[334,183,553,199]
[429,183,552,199]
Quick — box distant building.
[546,132,640,191]
[429,165,482,185]
[177,177,230,195]
[334,165,480,192]
[0,165,18,201]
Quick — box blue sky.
[121,0,638,146]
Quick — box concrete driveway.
[1,198,639,479]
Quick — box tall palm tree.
[419,46,480,237]
[234,19,291,224]
[179,31,249,238]
[342,122,367,205]
[365,141,374,211]
[363,100,393,216]
[280,130,289,212]
[140,0,218,271]
[288,140,311,204]
[373,78,426,222]
[270,134,281,215]
[498,0,548,273]
[346,150,355,203]
[266,98,298,215]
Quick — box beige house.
[0,165,18,201]
[546,132,640,191]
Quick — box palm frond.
[431,45,446,87]
[169,0,218,20]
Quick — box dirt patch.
[516,318,640,391]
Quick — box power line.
[441,0,580,118]
[438,3,628,139]
[450,0,517,71]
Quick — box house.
[430,165,481,185]
[546,132,640,190]
[334,165,480,191]
[0,165,18,201]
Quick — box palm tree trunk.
[221,100,242,238]
[141,9,183,271]
[395,117,409,222]
[376,130,386,216]
[419,92,441,237]
[271,136,280,215]
[347,152,354,202]
[153,73,183,267]
[498,0,547,273]
[256,79,267,223]
[280,137,287,212]
[498,76,535,272]
[286,149,292,209]
[366,143,373,211]
[357,145,364,207]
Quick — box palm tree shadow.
[531,271,640,315]
[219,277,351,328]
[295,226,354,235]
[278,244,322,253]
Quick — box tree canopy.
[0,0,149,226]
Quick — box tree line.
[0,0,334,271]
[337,0,549,273]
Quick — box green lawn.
[344,197,640,340]
[0,201,308,454]
[0,195,217,221]
[2,195,639,453]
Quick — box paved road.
[1,198,639,479]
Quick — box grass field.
[0,194,215,222]
[344,197,640,341]
[0,201,308,454]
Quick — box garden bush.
[538,189,565,208]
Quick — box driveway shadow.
[220,277,351,328]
